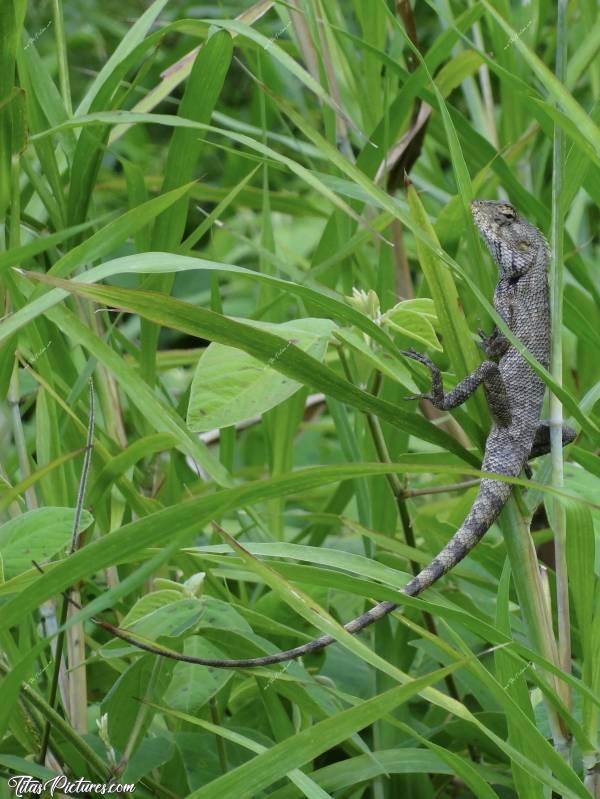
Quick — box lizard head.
[471,200,547,279]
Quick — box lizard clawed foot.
[477,327,509,359]
[401,348,436,370]
[477,328,495,354]
[401,349,438,402]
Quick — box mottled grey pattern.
[401,199,553,596]
[161,201,575,668]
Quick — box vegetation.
[1,0,599,797]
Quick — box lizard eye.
[500,206,516,220]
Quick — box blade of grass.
[107,0,275,144]
[146,704,332,799]
[21,273,481,465]
[76,0,170,115]
[157,664,468,799]
[140,29,234,386]
[549,0,571,695]
[2,252,401,362]
[480,0,600,162]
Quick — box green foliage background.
[0,0,599,797]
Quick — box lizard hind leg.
[528,421,577,460]
[523,422,576,478]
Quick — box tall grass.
[0,1,599,797]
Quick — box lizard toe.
[401,349,433,367]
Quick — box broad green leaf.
[122,737,174,786]
[102,655,175,752]
[188,318,335,431]
[0,507,94,579]
[120,589,189,629]
[384,304,442,351]
[24,272,477,465]
[101,593,205,657]
[162,638,234,714]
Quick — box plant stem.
[210,698,229,774]
[550,0,571,689]
[501,497,570,751]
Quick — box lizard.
[101,200,576,668]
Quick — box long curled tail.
[102,478,513,669]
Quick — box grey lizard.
[104,200,576,668]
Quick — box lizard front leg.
[402,349,512,427]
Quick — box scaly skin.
[106,201,575,668]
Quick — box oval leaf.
[0,507,94,580]
[187,318,335,432]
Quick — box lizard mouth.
[470,201,487,230]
